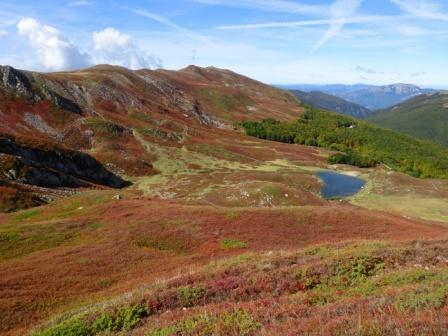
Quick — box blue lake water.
[317,171,366,199]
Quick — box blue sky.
[0,0,448,87]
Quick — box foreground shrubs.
[32,242,448,336]
[147,309,261,336]
[220,238,247,250]
[395,285,448,311]
[34,318,92,336]
[33,304,148,336]
[178,286,206,307]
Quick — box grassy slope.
[2,66,448,335]
[368,93,448,147]
[153,65,304,123]
[29,237,448,336]
[2,161,448,335]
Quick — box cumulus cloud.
[92,28,162,69]
[17,17,91,71]
[93,28,131,53]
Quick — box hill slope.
[368,92,448,146]
[0,64,304,211]
[290,89,372,118]
[1,65,448,336]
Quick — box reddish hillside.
[1,65,448,336]
[0,64,307,211]
[1,194,447,335]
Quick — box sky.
[0,0,448,87]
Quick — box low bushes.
[33,304,148,336]
[147,309,261,336]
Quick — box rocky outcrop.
[0,137,130,188]
[138,72,223,127]
[0,66,82,115]
[40,85,83,114]
[0,65,34,98]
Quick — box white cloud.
[312,0,364,52]
[391,0,448,21]
[216,15,388,30]
[213,0,368,52]
[93,28,131,53]
[17,17,90,71]
[397,25,448,36]
[92,28,162,69]
[194,0,328,17]
[0,30,8,38]
[131,9,209,43]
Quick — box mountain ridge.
[278,83,438,110]
[0,64,306,212]
[290,89,372,118]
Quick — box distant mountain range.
[368,92,448,147]
[290,90,371,118]
[279,83,437,110]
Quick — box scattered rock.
[436,256,448,263]
[23,112,60,139]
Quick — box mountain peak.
[181,65,235,76]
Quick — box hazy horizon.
[275,82,448,89]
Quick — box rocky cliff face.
[0,66,83,114]
[0,65,34,97]
[0,137,129,188]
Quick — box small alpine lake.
[317,171,366,199]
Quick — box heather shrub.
[33,304,148,336]
[33,318,92,336]
[178,286,206,307]
[220,239,247,250]
[147,309,260,336]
